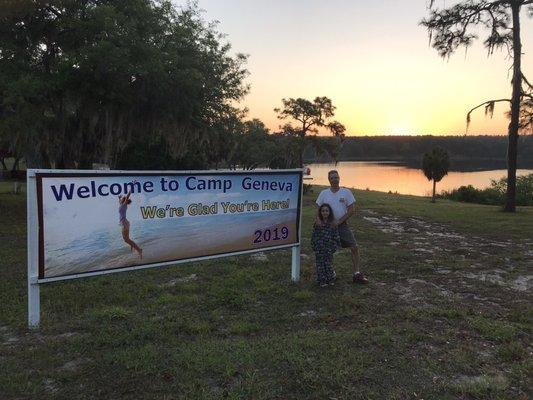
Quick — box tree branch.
[45,5,62,18]
[467,98,511,115]
[522,73,533,90]
[422,0,512,58]
[466,98,511,129]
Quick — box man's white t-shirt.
[316,188,356,220]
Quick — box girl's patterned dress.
[311,222,341,285]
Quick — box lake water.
[308,162,533,197]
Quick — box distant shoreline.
[306,158,533,171]
[305,135,533,168]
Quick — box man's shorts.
[338,222,357,248]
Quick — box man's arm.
[335,203,355,225]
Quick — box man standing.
[316,170,368,284]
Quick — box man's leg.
[338,223,367,283]
[350,244,360,274]
[351,245,368,284]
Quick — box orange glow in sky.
[189,0,533,136]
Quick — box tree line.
[0,1,250,169]
[306,135,533,166]
[1,0,531,211]
[0,1,346,172]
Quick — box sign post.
[27,171,40,328]
[291,171,303,282]
[291,245,300,282]
[26,169,303,328]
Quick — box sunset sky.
[184,0,533,136]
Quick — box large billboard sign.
[28,170,302,282]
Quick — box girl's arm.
[333,226,341,249]
[124,180,137,201]
[315,206,323,226]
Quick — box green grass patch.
[180,320,213,335]
[208,285,247,309]
[0,181,26,195]
[468,316,518,342]
[449,375,507,399]
[351,188,533,239]
[90,306,132,321]
[497,342,526,362]
[1,187,531,399]
[292,290,314,301]
[156,293,199,305]
[228,321,262,335]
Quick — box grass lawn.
[353,188,533,239]
[0,181,25,195]
[1,186,531,399]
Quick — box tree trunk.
[298,137,304,168]
[12,157,20,171]
[39,138,52,169]
[505,1,522,212]
[56,157,66,169]
[432,179,436,203]
[78,151,92,169]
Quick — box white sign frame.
[27,168,303,328]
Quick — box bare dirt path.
[360,209,533,317]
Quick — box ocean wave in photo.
[44,209,298,278]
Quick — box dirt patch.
[361,210,533,294]
[298,310,317,317]
[160,274,198,287]
[58,358,91,373]
[250,252,268,262]
[451,373,507,391]
[510,275,533,292]
[1,325,20,347]
[392,278,454,305]
[43,378,59,394]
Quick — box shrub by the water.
[443,185,502,205]
[442,173,533,206]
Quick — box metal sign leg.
[291,245,300,282]
[27,171,40,328]
[28,278,40,328]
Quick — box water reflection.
[308,162,533,197]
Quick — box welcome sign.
[32,170,302,280]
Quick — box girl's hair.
[317,203,334,223]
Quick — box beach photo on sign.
[40,173,300,278]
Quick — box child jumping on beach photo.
[118,184,143,260]
[311,203,340,287]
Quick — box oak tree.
[274,96,345,166]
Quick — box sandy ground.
[359,209,533,307]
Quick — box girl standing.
[311,203,340,287]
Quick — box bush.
[515,173,533,205]
[441,173,533,206]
